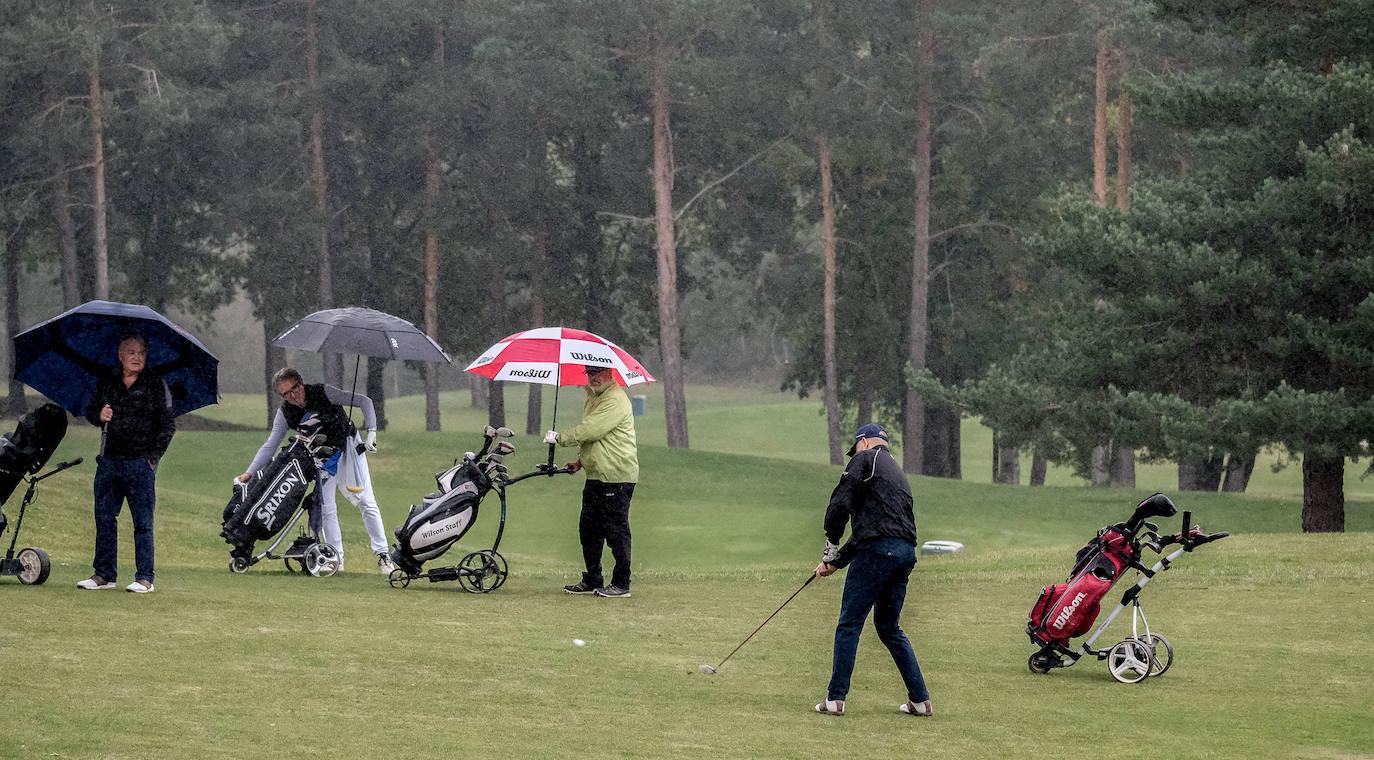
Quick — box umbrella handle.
[547,365,561,468]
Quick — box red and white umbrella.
[464,327,655,387]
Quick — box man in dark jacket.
[77,335,175,593]
[812,423,931,718]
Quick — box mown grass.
[1,385,1371,759]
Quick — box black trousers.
[579,480,635,589]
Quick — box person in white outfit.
[237,367,394,575]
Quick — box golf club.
[699,572,817,675]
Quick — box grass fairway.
[2,386,1372,759]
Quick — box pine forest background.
[3,0,1373,530]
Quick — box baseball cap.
[846,423,889,457]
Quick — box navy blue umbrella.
[12,300,219,417]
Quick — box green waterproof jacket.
[557,382,639,483]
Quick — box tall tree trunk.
[1030,453,1048,486]
[470,373,487,409]
[1178,454,1225,492]
[46,77,81,309]
[994,446,1020,485]
[1115,89,1132,211]
[813,0,843,466]
[1093,42,1109,208]
[1091,445,1110,486]
[526,218,548,436]
[4,229,30,415]
[365,356,387,431]
[570,133,606,334]
[818,137,843,465]
[1301,453,1344,532]
[306,0,340,386]
[487,379,505,429]
[923,403,960,479]
[422,25,444,433]
[903,1,934,475]
[650,30,688,449]
[856,384,872,431]
[264,323,286,428]
[89,64,109,299]
[1088,44,1114,484]
[1221,450,1255,493]
[1110,444,1135,488]
[1110,78,1136,486]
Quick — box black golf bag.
[221,438,320,559]
[0,403,68,509]
[389,458,493,575]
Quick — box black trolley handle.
[33,457,84,483]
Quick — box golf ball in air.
[574,639,586,647]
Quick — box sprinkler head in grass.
[699,664,717,675]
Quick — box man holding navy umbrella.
[78,335,175,593]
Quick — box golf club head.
[698,664,717,675]
[483,425,497,438]
[496,426,514,438]
[496,441,516,455]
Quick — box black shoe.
[563,581,599,595]
[594,584,630,598]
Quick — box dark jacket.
[85,369,176,464]
[280,383,356,452]
[822,444,918,568]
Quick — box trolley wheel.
[283,556,301,574]
[457,549,507,594]
[16,547,50,585]
[1108,638,1153,684]
[481,550,508,591]
[229,556,251,574]
[1028,651,1056,674]
[1144,633,1173,676]
[388,568,411,589]
[305,543,341,577]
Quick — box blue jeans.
[92,456,158,584]
[828,537,929,703]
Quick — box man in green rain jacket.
[543,364,639,597]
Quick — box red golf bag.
[1027,493,1176,648]
[1028,527,1138,646]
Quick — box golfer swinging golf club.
[812,423,932,718]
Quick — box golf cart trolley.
[221,419,341,577]
[0,403,80,586]
[1,458,84,586]
[387,425,572,593]
[1026,493,1229,683]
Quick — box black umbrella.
[272,307,451,428]
[272,307,449,364]
[13,300,219,417]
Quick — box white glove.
[821,540,841,565]
[543,430,559,445]
[364,429,378,453]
